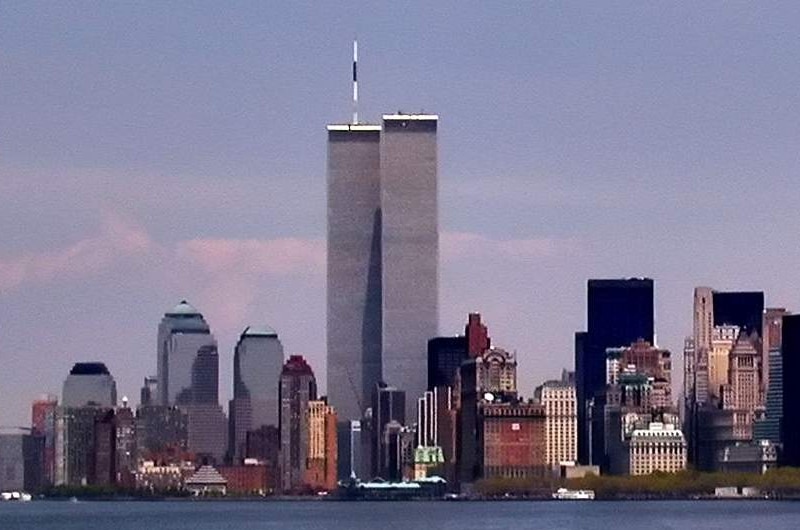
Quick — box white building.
[629,422,687,476]
[539,380,577,467]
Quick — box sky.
[2,2,800,427]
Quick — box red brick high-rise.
[31,395,58,486]
[466,313,490,358]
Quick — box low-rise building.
[629,422,687,476]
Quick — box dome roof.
[242,325,278,337]
[166,300,201,316]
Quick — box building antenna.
[352,39,358,124]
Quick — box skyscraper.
[230,325,284,461]
[381,113,439,421]
[781,314,800,466]
[183,343,227,463]
[31,395,58,486]
[62,363,117,409]
[306,399,338,491]
[575,278,654,465]
[157,301,216,407]
[279,355,317,492]
[537,376,577,467]
[326,123,383,422]
[371,382,406,479]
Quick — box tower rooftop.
[166,300,201,316]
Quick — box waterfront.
[1,500,799,530]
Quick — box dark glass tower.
[576,278,654,465]
[229,326,284,461]
[781,315,800,466]
[427,336,468,390]
[326,124,383,422]
[712,291,764,335]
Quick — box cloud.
[441,231,578,262]
[175,238,325,276]
[0,215,152,293]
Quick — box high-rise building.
[722,333,762,440]
[754,309,788,443]
[537,376,577,467]
[31,395,58,486]
[761,308,788,403]
[381,113,439,422]
[56,407,116,487]
[0,429,44,492]
[371,382,406,479]
[114,399,136,487]
[134,405,188,457]
[279,355,317,492]
[229,325,284,461]
[427,336,467,391]
[157,301,216,406]
[306,399,338,491]
[326,122,383,423]
[427,313,492,391]
[575,278,654,466]
[781,314,800,466]
[708,325,739,401]
[62,363,117,408]
[416,389,438,448]
[458,347,520,484]
[140,376,158,407]
[466,313,490,357]
[713,291,765,336]
[181,343,227,463]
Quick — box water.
[1,500,798,529]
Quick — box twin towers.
[326,113,439,422]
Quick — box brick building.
[480,402,546,480]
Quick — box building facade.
[229,325,284,461]
[781,314,800,466]
[326,123,383,423]
[31,395,58,486]
[538,379,577,467]
[576,278,654,466]
[279,355,317,492]
[629,422,687,475]
[381,114,439,422]
[306,399,338,491]
[62,363,117,408]
[156,301,216,407]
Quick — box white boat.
[0,491,32,502]
[552,487,595,500]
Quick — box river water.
[1,499,798,529]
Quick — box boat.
[552,487,595,500]
[0,491,33,502]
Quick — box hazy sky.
[2,2,800,427]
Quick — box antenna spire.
[352,40,358,124]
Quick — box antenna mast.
[352,40,358,124]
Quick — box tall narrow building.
[575,278,654,466]
[279,355,317,492]
[781,314,800,466]
[326,123,383,422]
[381,113,439,421]
[157,301,216,406]
[229,325,284,461]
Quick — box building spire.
[352,39,358,124]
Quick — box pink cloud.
[175,237,325,276]
[0,215,152,293]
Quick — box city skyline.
[4,3,800,427]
